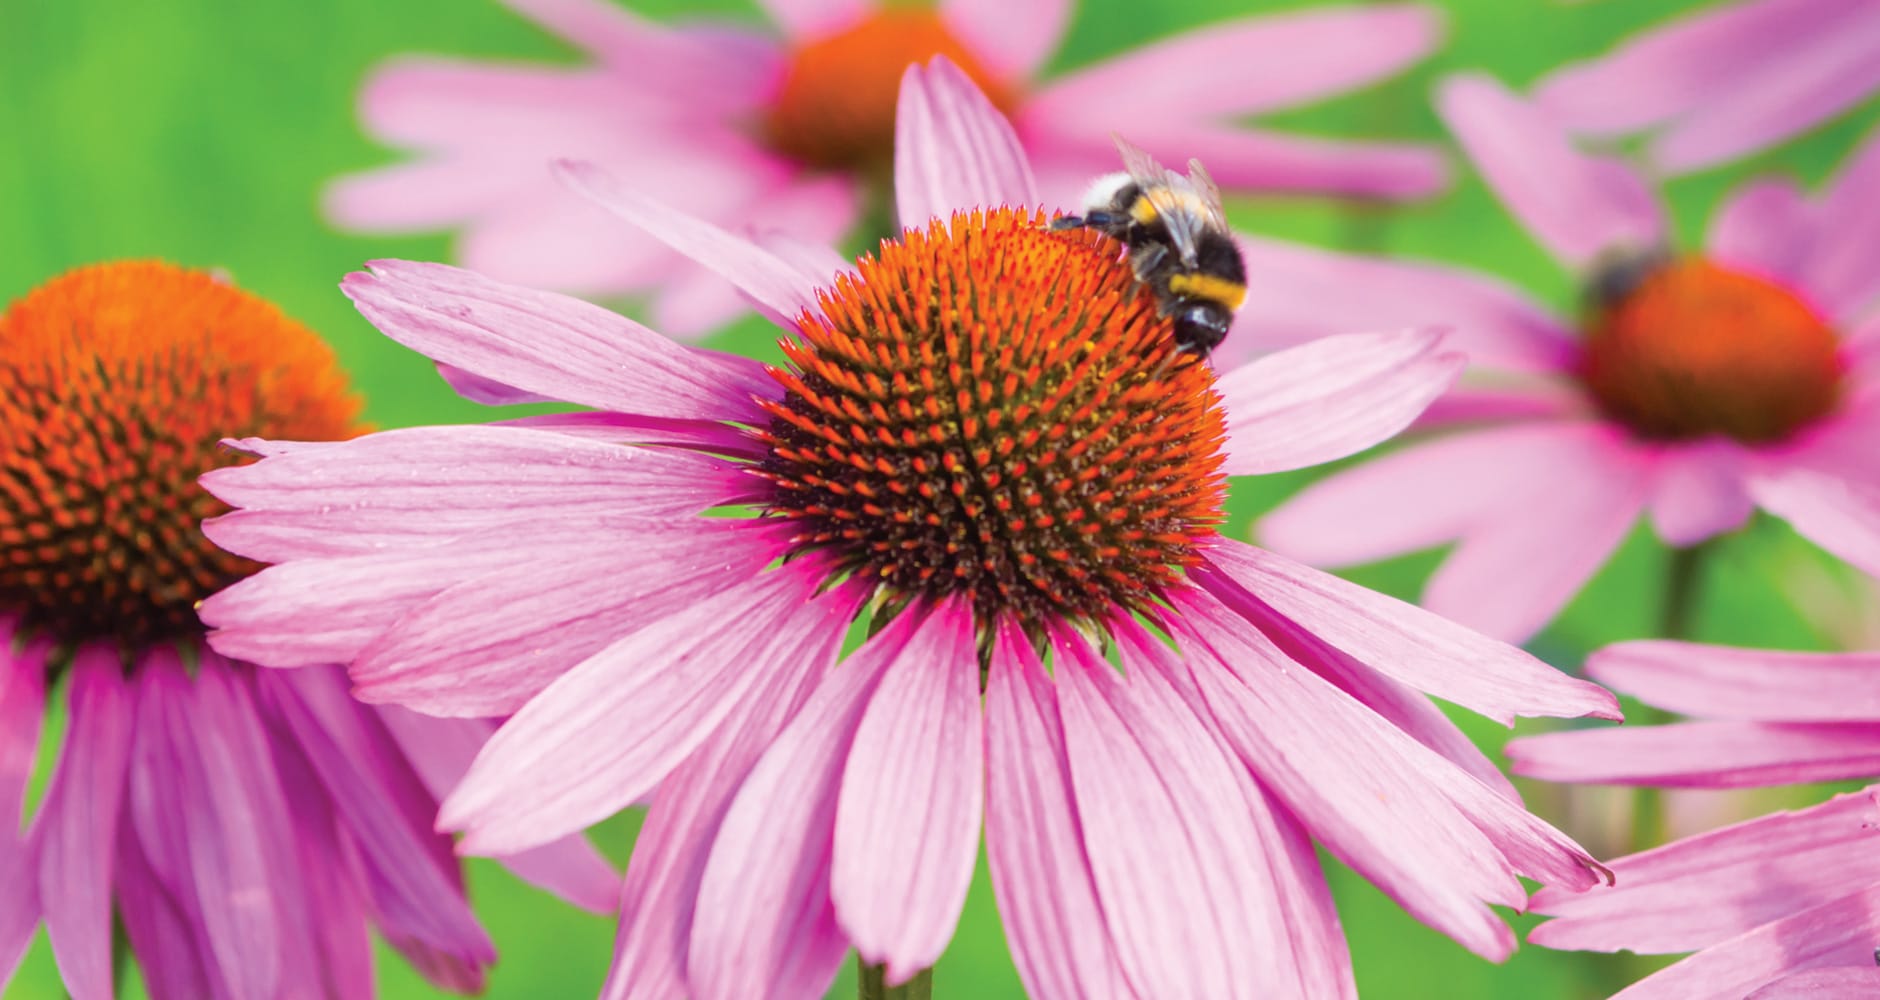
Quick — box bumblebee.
[1050,136,1247,359]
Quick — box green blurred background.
[4,0,1877,996]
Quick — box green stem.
[1628,543,1709,853]
[859,960,933,1000]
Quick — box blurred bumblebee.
[1050,136,1247,360]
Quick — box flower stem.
[859,959,933,1000]
[1628,542,1709,853]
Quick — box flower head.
[209,61,1619,1000]
[1507,641,1880,997]
[1257,77,1880,643]
[328,0,1447,334]
[0,261,615,999]
[1534,0,1880,174]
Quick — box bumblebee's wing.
[1111,134,1209,267]
[1185,157,1232,237]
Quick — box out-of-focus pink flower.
[1535,0,1880,174]
[327,0,1448,336]
[0,262,616,999]
[208,62,1617,1000]
[1507,640,1880,997]
[1256,75,1880,644]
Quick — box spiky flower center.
[0,261,359,648]
[756,208,1228,630]
[1581,258,1843,444]
[763,9,1013,172]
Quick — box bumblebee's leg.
[1048,214,1087,231]
[1128,243,1168,282]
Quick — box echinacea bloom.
[1535,0,1880,174]
[327,0,1447,335]
[207,61,1618,1000]
[1258,77,1880,643]
[1507,641,1880,998]
[0,262,615,999]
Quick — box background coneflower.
[0,261,615,999]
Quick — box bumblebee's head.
[1172,301,1232,357]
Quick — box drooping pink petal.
[555,159,823,331]
[1170,588,1605,959]
[371,707,619,913]
[350,59,653,150]
[1028,4,1440,124]
[1748,467,1880,579]
[1217,329,1462,477]
[112,821,216,1000]
[498,0,782,93]
[350,518,781,717]
[1530,790,1880,954]
[1257,420,1617,569]
[688,610,926,1000]
[1437,73,1665,268]
[983,621,1134,1000]
[1199,539,1622,724]
[254,665,493,968]
[832,600,981,984]
[37,644,131,1000]
[0,631,46,832]
[1533,0,1842,137]
[264,735,378,1000]
[601,584,858,1000]
[1228,233,1575,373]
[1509,720,1880,788]
[1650,16,1880,176]
[1605,884,1880,1000]
[939,0,1067,79]
[1588,641,1880,723]
[326,154,524,230]
[492,411,766,456]
[1799,126,1880,322]
[753,0,865,40]
[1646,442,1754,546]
[1411,381,1584,430]
[1705,178,1819,288]
[343,259,774,424]
[1747,966,1880,999]
[894,59,1038,228]
[441,568,829,854]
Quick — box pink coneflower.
[1258,75,1880,643]
[208,61,1618,999]
[327,0,1447,335]
[1508,641,1880,997]
[1535,0,1880,175]
[0,262,615,999]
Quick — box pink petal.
[1530,790,1880,954]
[1199,539,1621,724]
[1028,4,1441,123]
[1646,442,1754,546]
[1607,884,1880,1000]
[832,600,981,983]
[1704,178,1819,288]
[351,59,648,150]
[37,645,131,1000]
[203,426,755,558]
[1749,467,1880,580]
[1508,720,1880,788]
[371,707,620,913]
[111,824,215,1000]
[939,0,1067,79]
[343,259,774,424]
[752,0,865,39]
[497,0,781,93]
[441,568,827,854]
[1533,0,1843,137]
[1411,381,1584,430]
[492,411,766,457]
[325,156,523,231]
[1,632,46,832]
[1589,640,1880,722]
[1054,625,1339,999]
[601,585,857,1000]
[688,611,925,1000]
[1257,420,1615,568]
[1800,126,1880,322]
[1228,233,1575,373]
[1217,329,1463,477]
[1170,588,1605,959]
[983,621,1134,1000]
[1651,15,1880,175]
[893,58,1038,228]
[555,159,822,331]
[1748,966,1880,999]
[1436,73,1665,268]
[352,519,779,717]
